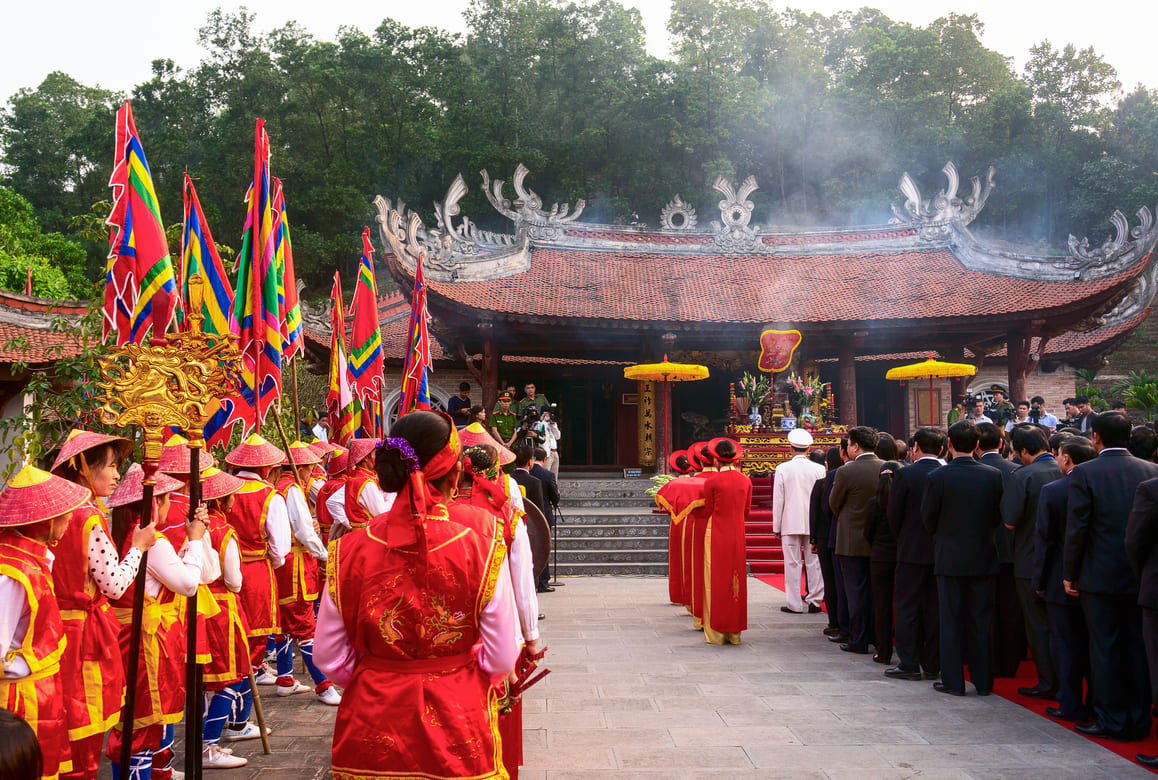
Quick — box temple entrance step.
[553,479,668,575]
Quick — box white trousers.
[782,534,824,612]
[546,451,559,476]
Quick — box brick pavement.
[98,576,1151,778]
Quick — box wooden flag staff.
[99,274,242,780]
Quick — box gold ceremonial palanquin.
[727,426,847,476]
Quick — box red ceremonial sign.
[758,329,802,372]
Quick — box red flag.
[348,228,383,408]
[399,253,432,414]
[327,272,358,445]
[103,101,178,345]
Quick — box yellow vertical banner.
[638,379,656,466]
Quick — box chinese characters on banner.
[638,379,656,466]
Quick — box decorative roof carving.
[481,164,586,241]
[1099,231,1158,327]
[373,179,530,283]
[890,162,995,239]
[659,195,698,231]
[1066,206,1157,277]
[712,176,761,253]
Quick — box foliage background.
[1,0,1153,300]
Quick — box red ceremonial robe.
[454,479,524,779]
[106,529,186,760]
[225,480,280,638]
[701,466,752,644]
[204,510,250,689]
[328,495,507,780]
[0,529,71,780]
[688,472,714,625]
[54,502,124,777]
[342,466,378,530]
[654,476,704,606]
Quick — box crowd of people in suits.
[790,411,1158,770]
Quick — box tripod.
[549,504,565,586]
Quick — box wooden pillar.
[838,341,857,427]
[945,345,967,414]
[1008,328,1029,405]
[480,322,500,414]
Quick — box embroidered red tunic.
[342,466,378,530]
[327,500,507,780]
[204,510,249,688]
[226,480,280,637]
[274,474,319,606]
[54,502,124,743]
[108,530,185,733]
[702,468,753,640]
[315,475,346,545]
[0,529,71,780]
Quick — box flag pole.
[184,443,204,779]
[117,469,155,780]
[291,356,302,437]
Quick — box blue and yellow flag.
[104,101,178,345]
[229,119,282,433]
[179,173,234,336]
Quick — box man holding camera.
[1030,396,1059,430]
[534,409,562,476]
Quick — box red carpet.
[754,573,1158,770]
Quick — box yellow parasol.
[885,354,976,427]
[624,355,710,473]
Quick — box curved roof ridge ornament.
[480,163,585,241]
[890,162,996,239]
[1066,204,1158,279]
[712,175,761,253]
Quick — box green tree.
[0,187,89,297]
[1,72,118,234]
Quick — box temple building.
[301,162,1158,471]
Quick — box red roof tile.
[0,322,81,363]
[416,248,1141,324]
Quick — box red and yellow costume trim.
[0,529,72,780]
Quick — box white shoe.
[253,668,278,685]
[276,679,311,696]
[220,722,270,742]
[203,744,248,769]
[170,771,186,780]
[316,686,342,706]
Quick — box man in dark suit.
[1002,424,1062,699]
[511,445,550,592]
[1034,437,1095,723]
[921,420,1003,696]
[1064,411,1158,741]
[977,422,1027,679]
[531,446,560,589]
[829,426,882,654]
[810,446,843,634]
[1128,470,1158,767]
[886,426,945,681]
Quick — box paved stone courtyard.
[102,576,1151,778]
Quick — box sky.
[2,1,1155,108]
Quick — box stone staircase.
[553,478,668,575]
[549,474,786,576]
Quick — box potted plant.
[785,372,829,419]
[736,372,770,417]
